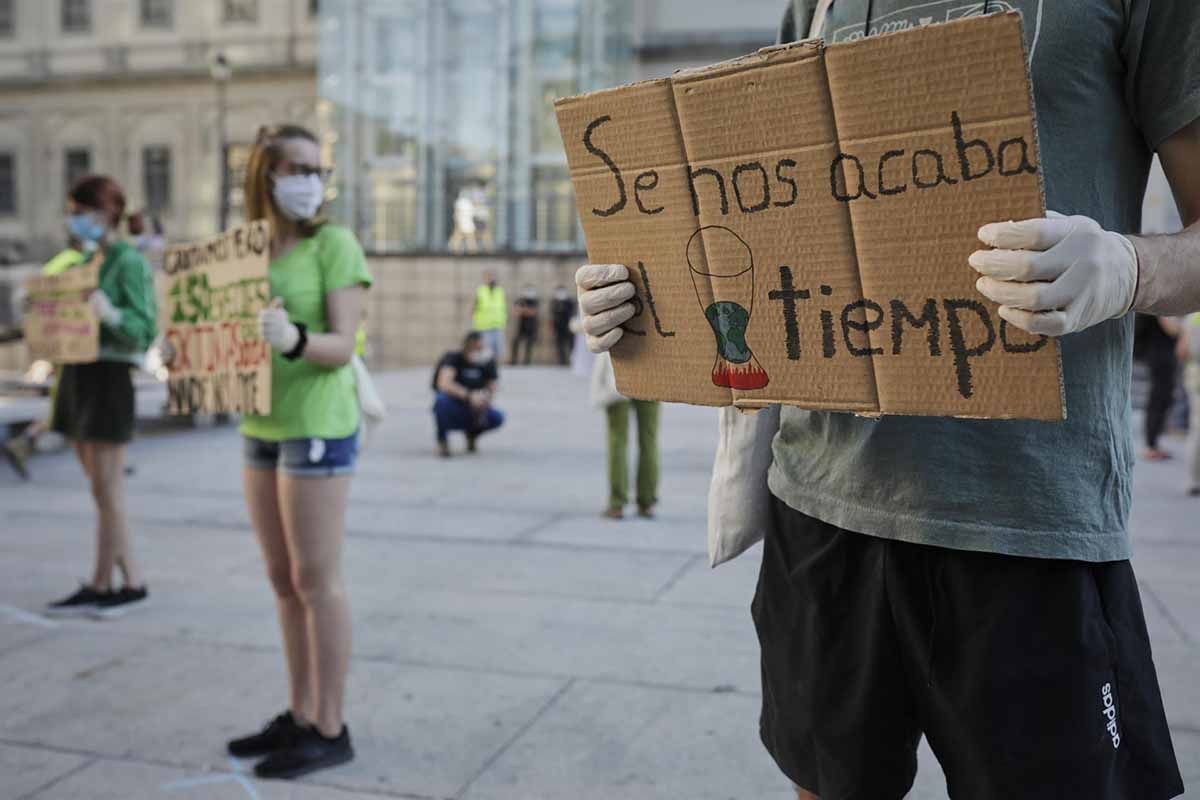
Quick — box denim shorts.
[243,431,359,477]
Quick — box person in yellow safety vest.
[2,241,90,479]
[42,244,87,276]
[471,270,507,364]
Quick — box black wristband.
[282,322,308,361]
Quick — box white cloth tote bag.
[707,404,781,567]
[589,352,625,409]
[352,354,387,448]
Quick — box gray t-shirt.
[770,0,1200,562]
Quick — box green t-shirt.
[240,225,373,442]
[770,0,1200,562]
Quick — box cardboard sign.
[23,260,100,364]
[555,13,1065,420]
[162,220,272,416]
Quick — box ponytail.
[126,210,146,238]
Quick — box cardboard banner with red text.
[23,260,100,364]
[555,13,1065,420]
[162,220,272,416]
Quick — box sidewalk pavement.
[0,366,1195,799]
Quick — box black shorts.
[752,497,1184,800]
[50,361,136,444]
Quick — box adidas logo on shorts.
[1101,683,1121,749]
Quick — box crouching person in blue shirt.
[433,332,504,457]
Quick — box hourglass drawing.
[687,226,770,391]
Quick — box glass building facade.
[317,0,634,253]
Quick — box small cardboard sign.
[555,13,1065,420]
[162,220,272,416]
[23,260,101,364]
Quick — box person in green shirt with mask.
[45,175,157,619]
[218,124,371,781]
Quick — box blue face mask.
[67,213,107,247]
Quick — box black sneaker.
[254,724,354,780]
[91,586,149,619]
[228,711,303,758]
[466,433,478,453]
[46,585,109,617]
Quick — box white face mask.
[272,173,324,221]
[468,348,493,366]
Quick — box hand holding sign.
[576,263,636,353]
[970,213,1138,337]
[259,297,301,354]
[89,289,122,328]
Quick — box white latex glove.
[259,299,301,354]
[969,212,1137,337]
[89,290,122,328]
[575,263,637,353]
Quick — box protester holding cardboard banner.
[573,4,1199,798]
[5,237,94,480]
[45,175,158,619]
[220,124,371,781]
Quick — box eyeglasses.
[275,163,334,180]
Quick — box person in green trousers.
[592,352,659,519]
[606,399,660,519]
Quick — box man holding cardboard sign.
[570,3,1198,798]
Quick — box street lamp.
[209,52,233,232]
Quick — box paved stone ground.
[0,367,1196,799]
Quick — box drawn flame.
[712,362,769,390]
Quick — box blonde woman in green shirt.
[224,125,372,780]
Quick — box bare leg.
[279,474,353,737]
[243,467,315,723]
[91,442,142,588]
[73,440,92,481]
[73,442,107,590]
[796,789,819,800]
[86,442,141,589]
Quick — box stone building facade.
[0,0,318,263]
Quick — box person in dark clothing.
[510,286,539,365]
[433,332,503,457]
[1136,313,1180,460]
[551,285,576,366]
[578,3,1199,798]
